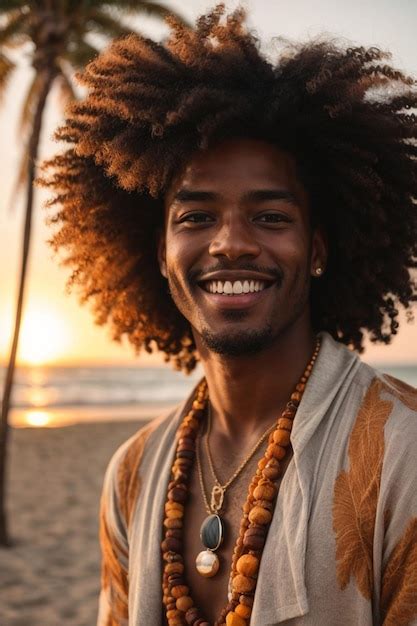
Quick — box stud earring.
[315,267,323,276]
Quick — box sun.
[19,307,70,366]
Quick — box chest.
[164,444,291,625]
[181,464,253,624]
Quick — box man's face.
[159,138,325,357]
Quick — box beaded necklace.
[161,338,321,626]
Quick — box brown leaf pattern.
[99,422,156,625]
[333,378,393,599]
[381,517,417,625]
[382,375,417,411]
[99,504,129,626]
[117,422,155,529]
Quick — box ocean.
[2,363,416,428]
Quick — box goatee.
[201,322,274,356]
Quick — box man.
[42,6,417,625]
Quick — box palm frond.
[61,39,100,69]
[56,63,77,108]
[0,51,15,100]
[100,1,189,25]
[0,8,29,47]
[18,72,42,135]
[86,8,136,39]
[130,1,183,21]
[7,141,29,211]
[0,0,27,12]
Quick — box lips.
[202,279,269,295]
[197,279,276,310]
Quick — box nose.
[208,215,261,261]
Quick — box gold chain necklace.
[197,407,277,515]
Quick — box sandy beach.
[0,420,147,626]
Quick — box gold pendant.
[210,483,225,512]
[195,549,220,577]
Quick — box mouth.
[201,278,273,295]
[196,276,277,310]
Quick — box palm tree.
[0,0,186,547]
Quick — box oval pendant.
[195,549,220,577]
[200,514,224,551]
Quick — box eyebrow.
[173,188,297,204]
[244,189,296,203]
[173,189,217,203]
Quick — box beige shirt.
[97,333,417,625]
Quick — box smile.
[203,279,268,295]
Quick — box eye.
[178,212,214,224]
[255,213,291,225]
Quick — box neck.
[194,320,317,442]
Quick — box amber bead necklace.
[161,338,321,626]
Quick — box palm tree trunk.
[0,67,56,547]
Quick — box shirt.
[97,332,417,625]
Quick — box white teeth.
[205,279,267,295]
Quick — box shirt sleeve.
[379,398,417,626]
[97,443,130,626]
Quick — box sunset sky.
[1,0,416,367]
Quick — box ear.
[310,226,328,278]
[157,229,167,278]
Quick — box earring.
[315,267,323,276]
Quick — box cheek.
[266,232,310,269]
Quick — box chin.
[200,325,274,357]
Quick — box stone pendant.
[200,514,224,551]
[195,514,224,577]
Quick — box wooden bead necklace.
[161,338,321,626]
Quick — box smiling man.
[42,6,417,626]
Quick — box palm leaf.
[0,0,26,12]
[17,72,42,134]
[100,0,189,25]
[0,9,28,47]
[56,63,77,108]
[62,39,100,69]
[0,51,15,99]
[86,8,136,39]
[7,141,29,211]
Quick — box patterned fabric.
[97,333,417,626]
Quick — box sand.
[0,420,148,626]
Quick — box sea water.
[1,362,416,428]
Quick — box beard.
[200,310,274,356]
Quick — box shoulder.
[352,366,417,451]
[339,363,417,463]
[351,360,417,417]
[102,407,178,528]
[379,372,417,413]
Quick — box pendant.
[200,514,224,550]
[195,549,220,577]
[195,514,224,577]
[210,484,225,512]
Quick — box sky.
[0,0,416,367]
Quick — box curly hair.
[40,5,417,372]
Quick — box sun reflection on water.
[25,410,52,427]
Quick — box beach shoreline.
[1,420,149,626]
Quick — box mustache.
[188,262,284,285]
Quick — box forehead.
[165,137,307,206]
